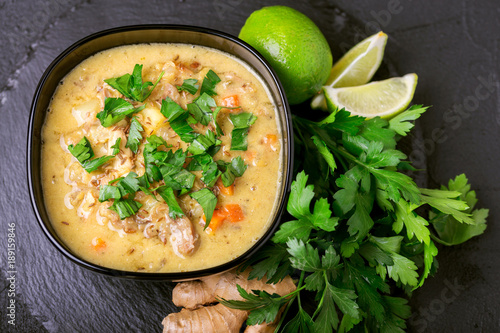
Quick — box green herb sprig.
[221,105,488,332]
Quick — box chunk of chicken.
[154,203,199,257]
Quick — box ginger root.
[162,303,248,332]
[163,269,296,333]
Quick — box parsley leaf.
[176,78,199,95]
[318,108,364,135]
[218,285,291,326]
[431,174,489,245]
[160,97,196,143]
[200,160,220,187]
[81,155,114,173]
[282,307,315,333]
[187,130,220,155]
[311,136,337,174]
[230,112,257,151]
[96,97,145,127]
[187,93,216,126]
[156,186,184,219]
[389,105,429,136]
[126,117,144,154]
[199,69,221,96]
[68,136,120,173]
[98,185,121,202]
[104,64,164,102]
[393,199,431,244]
[238,243,294,284]
[160,164,196,190]
[334,173,374,240]
[219,156,247,187]
[111,137,121,155]
[416,240,438,288]
[212,106,224,137]
[109,198,142,220]
[190,188,217,227]
[420,187,474,224]
[273,172,338,243]
[143,135,169,182]
[116,172,141,196]
[68,137,94,163]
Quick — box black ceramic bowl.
[27,25,293,280]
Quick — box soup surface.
[41,43,282,272]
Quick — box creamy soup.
[41,43,282,272]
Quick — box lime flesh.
[323,73,418,119]
[312,32,387,110]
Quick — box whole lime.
[239,6,332,105]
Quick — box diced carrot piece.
[262,134,278,151]
[215,178,234,196]
[203,208,228,234]
[221,95,240,108]
[263,134,278,145]
[243,150,256,164]
[91,237,106,252]
[223,204,244,222]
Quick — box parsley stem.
[273,273,305,332]
[312,271,330,319]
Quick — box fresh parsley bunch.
[220,106,488,332]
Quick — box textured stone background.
[1,0,499,332]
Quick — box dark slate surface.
[1,0,499,332]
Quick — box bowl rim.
[27,24,294,280]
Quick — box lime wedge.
[311,32,387,110]
[323,73,418,119]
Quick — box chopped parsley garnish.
[156,186,184,219]
[98,172,147,219]
[104,64,164,102]
[111,137,121,155]
[68,137,94,163]
[190,188,217,227]
[98,185,121,202]
[177,78,199,95]
[201,160,221,187]
[96,97,145,127]
[89,67,253,223]
[68,136,119,173]
[219,156,247,187]
[160,164,196,191]
[160,97,196,143]
[143,135,169,183]
[187,130,221,155]
[212,106,224,137]
[126,116,143,154]
[81,155,115,173]
[109,198,142,220]
[187,93,217,126]
[230,112,257,151]
[199,69,221,96]
[116,172,141,196]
